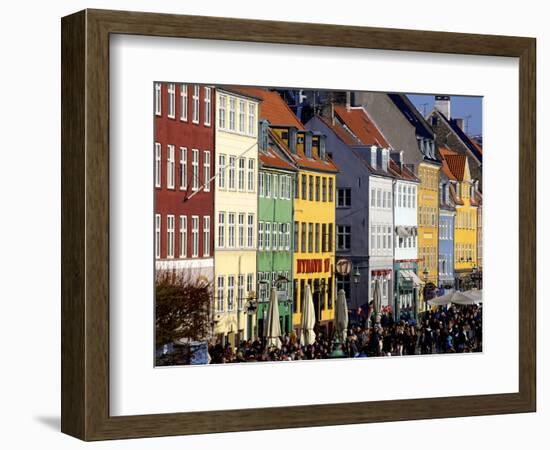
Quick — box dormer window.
[259,120,269,152]
[320,136,326,160]
[370,146,377,169]
[305,133,313,158]
[289,127,297,154]
[381,149,389,172]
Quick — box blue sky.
[407,94,483,136]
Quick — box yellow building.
[417,161,440,287]
[440,148,478,288]
[213,88,260,345]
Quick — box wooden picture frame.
[61,9,536,441]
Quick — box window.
[179,147,187,190]
[259,172,264,197]
[238,213,245,248]
[247,274,253,297]
[308,223,313,253]
[337,188,351,207]
[265,173,271,197]
[179,215,187,257]
[382,191,387,209]
[247,159,255,192]
[167,83,175,118]
[203,151,211,192]
[315,176,320,201]
[301,222,307,253]
[337,225,351,250]
[191,216,199,257]
[322,224,327,252]
[192,85,200,123]
[166,145,175,189]
[216,276,224,312]
[328,223,333,252]
[155,214,161,258]
[180,84,188,121]
[322,178,327,202]
[218,94,227,128]
[228,156,236,190]
[248,103,256,136]
[315,223,320,252]
[154,143,161,187]
[218,154,226,188]
[294,221,299,252]
[238,158,245,191]
[239,100,246,133]
[203,216,210,257]
[229,97,236,130]
[377,225,381,250]
[273,174,278,199]
[265,222,271,250]
[371,225,376,251]
[301,174,307,200]
[272,222,278,250]
[191,149,199,191]
[305,134,312,157]
[258,222,264,250]
[228,213,235,248]
[285,223,291,251]
[387,226,392,250]
[167,215,175,258]
[294,175,299,199]
[227,276,235,311]
[370,188,376,207]
[308,176,313,201]
[247,214,254,248]
[329,178,334,202]
[238,275,245,310]
[204,87,211,126]
[218,212,225,248]
[154,82,161,116]
[377,189,382,208]
[279,223,285,251]
[412,186,416,207]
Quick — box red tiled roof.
[333,105,390,147]
[228,87,305,130]
[318,115,360,146]
[470,139,483,155]
[388,159,419,182]
[259,130,297,171]
[440,147,466,181]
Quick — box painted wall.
[439,210,455,287]
[454,161,477,279]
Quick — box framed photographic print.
[61,9,536,441]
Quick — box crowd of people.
[208,304,482,363]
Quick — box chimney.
[454,118,464,131]
[435,95,451,120]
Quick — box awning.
[409,271,424,287]
[400,269,413,280]
[396,226,410,237]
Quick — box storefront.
[394,261,422,320]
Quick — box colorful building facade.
[154,82,215,284]
[213,88,260,345]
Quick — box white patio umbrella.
[428,289,482,306]
[264,287,282,349]
[300,284,316,346]
[334,289,349,342]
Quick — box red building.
[154,82,215,283]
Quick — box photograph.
[153,84,483,366]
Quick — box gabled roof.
[317,115,361,146]
[388,93,434,140]
[228,86,305,130]
[440,147,467,181]
[259,130,297,172]
[333,105,390,147]
[433,109,483,163]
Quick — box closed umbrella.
[265,287,282,349]
[373,279,382,316]
[334,289,349,342]
[300,284,316,346]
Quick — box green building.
[255,121,297,337]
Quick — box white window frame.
[192,85,200,124]
[239,99,246,133]
[237,275,245,310]
[259,172,264,197]
[216,276,224,312]
[154,82,161,116]
[155,214,161,259]
[228,156,236,190]
[167,83,175,119]
[218,212,225,248]
[179,147,187,190]
[154,142,161,188]
[247,159,255,192]
[265,222,271,250]
[191,216,199,258]
[167,215,175,258]
[179,215,187,257]
[238,213,245,248]
[258,221,264,250]
[273,174,278,199]
[227,275,235,311]
[180,83,188,121]
[248,102,256,136]
[218,154,226,189]
[204,150,211,192]
[247,274,253,297]
[203,216,210,257]
[238,158,245,191]
[167,144,175,189]
[228,213,235,248]
[229,97,236,131]
[279,223,284,251]
[218,94,227,129]
[247,214,254,248]
[204,87,211,126]
[191,149,199,191]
